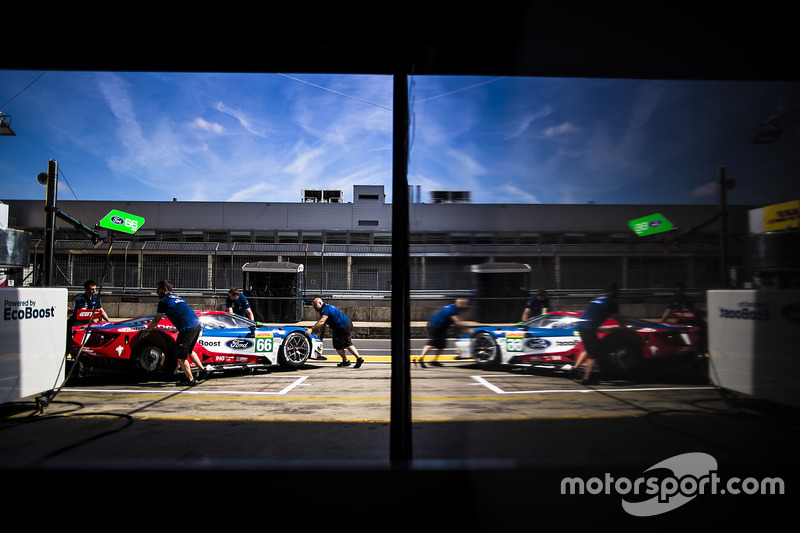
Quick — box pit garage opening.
[242,261,304,323]
[471,262,531,323]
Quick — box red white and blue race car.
[455,311,703,376]
[68,310,323,378]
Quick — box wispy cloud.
[542,121,578,138]
[575,81,664,192]
[507,106,554,139]
[189,117,224,135]
[496,183,541,204]
[215,101,265,137]
[691,180,717,199]
[2,70,798,206]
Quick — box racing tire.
[279,331,311,369]
[132,341,175,376]
[472,331,501,369]
[599,330,642,375]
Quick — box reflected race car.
[69,310,323,378]
[455,311,702,375]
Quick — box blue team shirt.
[226,293,251,316]
[75,294,101,311]
[157,292,200,331]
[429,304,459,329]
[578,294,619,331]
[525,295,550,315]
[319,303,350,330]
[667,295,694,310]
[74,294,102,323]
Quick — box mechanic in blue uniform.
[226,288,255,321]
[521,289,550,322]
[416,298,470,368]
[306,297,363,368]
[66,279,111,354]
[141,279,210,386]
[73,279,110,324]
[573,282,627,384]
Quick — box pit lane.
[3,336,798,520]
[38,336,719,424]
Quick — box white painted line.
[275,376,309,395]
[470,375,715,395]
[61,376,311,396]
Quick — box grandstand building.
[2,185,750,301]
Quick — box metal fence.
[26,239,726,294]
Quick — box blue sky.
[1,70,799,207]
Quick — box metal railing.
[25,239,727,297]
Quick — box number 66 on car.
[69,310,324,378]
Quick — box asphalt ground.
[2,338,798,527]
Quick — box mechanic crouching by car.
[73,279,111,324]
[573,282,627,385]
[141,280,211,386]
[226,287,255,321]
[66,279,111,354]
[659,282,695,323]
[521,289,550,322]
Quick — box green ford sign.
[98,210,145,234]
[628,213,674,237]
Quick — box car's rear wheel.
[472,331,501,369]
[132,341,175,376]
[279,331,311,369]
[600,330,642,374]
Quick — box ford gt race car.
[455,311,702,376]
[68,310,323,378]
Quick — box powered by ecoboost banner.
[1,288,67,403]
[708,289,800,409]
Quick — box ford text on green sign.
[628,213,674,236]
[99,210,145,234]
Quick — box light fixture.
[0,113,16,136]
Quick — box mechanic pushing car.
[140,280,211,386]
[305,297,364,368]
[416,298,471,367]
[573,282,627,384]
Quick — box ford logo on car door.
[226,339,254,349]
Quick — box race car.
[454,311,702,376]
[68,310,323,378]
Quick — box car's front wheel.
[472,331,501,369]
[279,331,311,368]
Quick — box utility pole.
[717,166,735,288]
[42,160,58,287]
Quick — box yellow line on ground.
[135,416,392,423]
[44,412,647,423]
[56,390,688,402]
[50,410,675,423]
